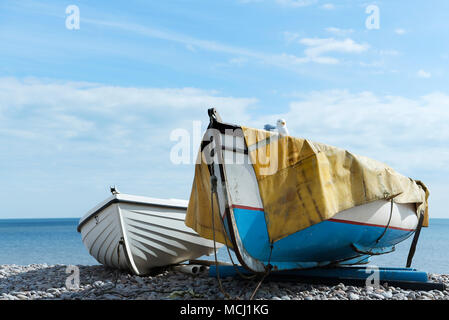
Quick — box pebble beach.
[0,264,448,300]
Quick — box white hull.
[78,194,221,275]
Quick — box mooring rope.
[249,243,273,300]
[210,175,233,299]
[210,173,257,280]
[211,172,280,300]
[113,238,124,287]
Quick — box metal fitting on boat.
[171,264,207,275]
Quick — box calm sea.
[0,218,448,274]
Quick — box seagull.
[110,186,120,195]
[276,119,289,136]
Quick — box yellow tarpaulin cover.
[185,151,234,248]
[185,126,429,244]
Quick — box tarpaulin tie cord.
[375,199,394,244]
[346,200,395,263]
[350,199,395,260]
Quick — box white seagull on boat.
[276,119,289,136]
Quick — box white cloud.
[281,34,369,64]
[86,16,369,69]
[395,28,406,35]
[359,60,385,68]
[321,3,335,10]
[0,77,262,216]
[12,79,448,177]
[254,90,449,181]
[0,77,258,156]
[8,78,448,177]
[238,0,317,6]
[85,18,350,71]
[417,70,431,78]
[325,27,354,36]
[300,38,368,55]
[379,49,400,56]
[275,0,317,7]
[283,31,301,43]
[228,57,249,66]
[239,0,318,6]
[299,37,369,63]
[1,78,449,218]
[8,78,449,176]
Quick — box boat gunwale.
[77,196,188,233]
[203,108,268,274]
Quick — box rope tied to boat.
[210,174,232,299]
[207,135,258,283]
[349,198,395,264]
[249,243,273,300]
[210,171,278,299]
[208,133,274,299]
[113,237,125,287]
[375,199,394,244]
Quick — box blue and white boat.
[185,109,429,274]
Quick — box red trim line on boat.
[328,218,415,232]
[231,204,265,211]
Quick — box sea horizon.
[1,217,448,221]
[0,217,448,275]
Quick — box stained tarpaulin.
[185,126,429,244]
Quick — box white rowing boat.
[77,192,221,275]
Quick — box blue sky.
[0,0,448,218]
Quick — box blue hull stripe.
[232,207,414,265]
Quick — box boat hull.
[78,194,221,275]
[202,112,419,272]
[231,200,417,271]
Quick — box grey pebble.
[349,293,360,300]
[369,293,385,300]
[101,294,121,300]
[420,291,434,299]
[0,264,448,301]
